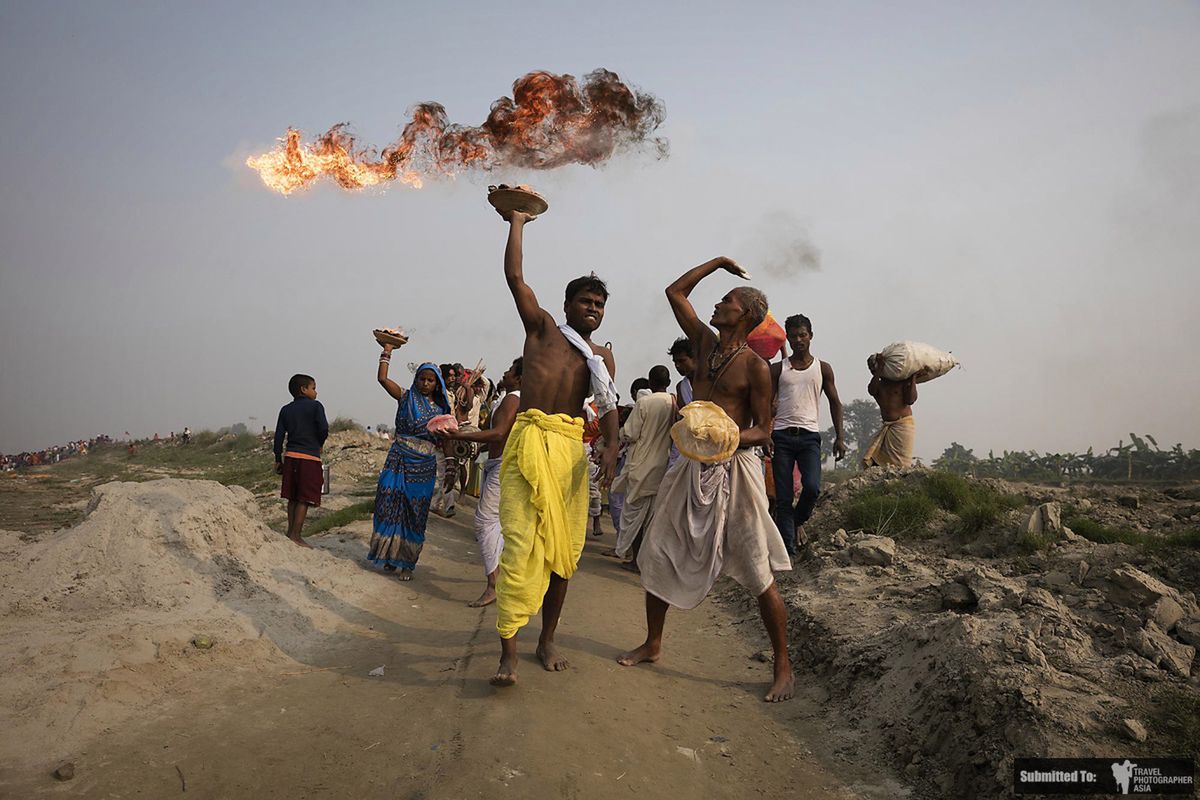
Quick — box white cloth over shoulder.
[558,324,618,417]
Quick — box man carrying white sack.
[862,341,956,468]
[863,365,917,468]
[617,256,794,703]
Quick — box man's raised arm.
[502,211,549,335]
[665,256,749,341]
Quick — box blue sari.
[367,364,450,570]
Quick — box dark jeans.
[771,428,822,554]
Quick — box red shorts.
[281,457,323,506]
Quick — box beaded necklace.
[706,341,748,382]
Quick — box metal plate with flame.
[487,184,549,218]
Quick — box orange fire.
[246,69,667,195]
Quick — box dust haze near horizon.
[1,1,1198,461]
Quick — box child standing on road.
[274,373,329,547]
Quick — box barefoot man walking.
[491,208,619,686]
[618,257,794,702]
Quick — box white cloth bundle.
[870,341,958,384]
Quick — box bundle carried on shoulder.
[869,341,958,383]
[671,401,741,464]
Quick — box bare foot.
[288,535,312,549]
[536,641,569,672]
[382,564,397,572]
[616,642,660,667]
[490,652,518,686]
[764,664,795,702]
[619,560,640,574]
[398,568,413,581]
[601,548,621,559]
[591,521,603,537]
[468,587,496,608]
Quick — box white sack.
[870,341,958,383]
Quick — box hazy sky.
[2,1,1198,460]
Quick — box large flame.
[246,69,667,195]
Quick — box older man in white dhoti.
[618,256,794,703]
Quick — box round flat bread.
[487,184,549,217]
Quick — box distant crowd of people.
[1,441,108,472]
[1,435,114,472]
[2,428,197,472]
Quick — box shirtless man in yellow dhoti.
[490,208,620,687]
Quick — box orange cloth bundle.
[747,311,786,360]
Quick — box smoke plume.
[749,211,823,277]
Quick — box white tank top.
[773,357,822,432]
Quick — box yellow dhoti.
[862,416,916,468]
[496,410,588,639]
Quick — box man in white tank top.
[769,314,846,555]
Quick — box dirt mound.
[724,471,1200,798]
[0,478,382,769]
[321,430,391,485]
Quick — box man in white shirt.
[769,314,846,555]
[610,365,676,563]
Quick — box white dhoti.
[587,454,602,519]
[638,449,792,609]
[614,493,655,558]
[473,457,504,575]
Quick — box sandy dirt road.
[3,503,902,799]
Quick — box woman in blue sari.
[368,346,450,580]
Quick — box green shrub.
[191,430,219,447]
[958,502,1003,535]
[845,489,936,538]
[1167,529,1200,549]
[1153,686,1200,757]
[1016,529,1056,554]
[924,471,972,512]
[329,416,364,433]
[958,496,1023,535]
[1064,516,1143,546]
[214,432,259,453]
[1066,516,1200,551]
[305,500,375,536]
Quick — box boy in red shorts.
[274,373,329,547]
